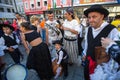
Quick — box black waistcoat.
[86,24,115,61]
[2,33,17,47]
[57,48,68,60]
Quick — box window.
[25,2,28,9]
[9,0,13,5]
[7,8,11,12]
[12,9,14,13]
[44,1,47,6]
[31,4,34,8]
[0,8,4,12]
[37,2,40,7]
[4,0,9,4]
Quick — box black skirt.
[27,42,54,79]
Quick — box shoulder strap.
[94,24,115,40]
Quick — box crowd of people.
[0,4,120,80]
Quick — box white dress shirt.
[56,49,63,65]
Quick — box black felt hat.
[0,24,14,31]
[84,4,109,18]
[53,40,63,46]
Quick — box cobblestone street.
[2,45,84,80]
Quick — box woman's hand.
[25,48,30,54]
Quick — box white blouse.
[63,19,80,37]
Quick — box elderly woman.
[61,8,80,65]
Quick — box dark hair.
[47,11,53,14]
[115,15,120,19]
[66,8,75,19]
[20,22,31,30]
[15,12,22,17]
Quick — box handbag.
[95,46,110,65]
[52,59,63,77]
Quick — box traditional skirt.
[63,35,78,64]
[26,42,54,80]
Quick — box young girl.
[53,40,68,79]
[1,24,23,63]
[20,22,54,80]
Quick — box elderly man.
[82,4,119,80]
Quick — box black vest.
[2,33,17,47]
[86,24,115,60]
[57,48,68,60]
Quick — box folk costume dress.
[63,19,80,64]
[25,31,54,80]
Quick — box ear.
[101,14,104,20]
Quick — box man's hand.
[101,37,115,48]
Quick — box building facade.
[22,0,120,19]
[15,0,25,15]
[0,0,17,19]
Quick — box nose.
[88,17,94,23]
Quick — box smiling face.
[87,12,104,29]
[64,12,72,20]
[55,44,61,50]
[48,13,54,21]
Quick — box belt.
[64,35,77,41]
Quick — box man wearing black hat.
[82,4,119,80]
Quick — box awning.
[25,11,43,15]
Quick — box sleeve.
[108,28,120,40]
[0,37,8,50]
[106,42,117,53]
[15,35,20,44]
[72,20,80,33]
[57,51,63,65]
[108,44,120,65]
[82,27,89,56]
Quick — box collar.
[56,48,62,52]
[92,22,109,32]
[5,33,12,36]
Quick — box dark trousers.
[0,70,1,80]
[9,48,21,63]
[84,63,90,80]
[61,60,68,77]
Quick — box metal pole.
[71,0,74,9]
[13,0,18,12]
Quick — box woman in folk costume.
[20,22,54,80]
[82,4,119,80]
[61,8,80,65]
